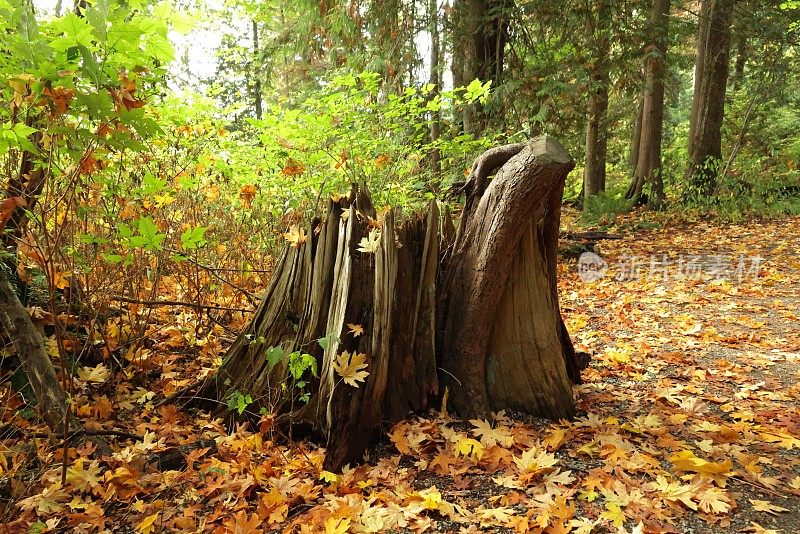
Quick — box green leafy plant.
[226,390,253,415]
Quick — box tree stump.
[198,135,583,470]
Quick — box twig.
[0,425,140,443]
[154,379,205,408]
[111,294,253,313]
[732,475,784,497]
[165,249,260,305]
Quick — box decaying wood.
[0,267,71,431]
[197,136,582,470]
[440,136,578,418]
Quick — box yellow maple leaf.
[669,450,732,485]
[417,486,443,510]
[333,351,370,387]
[324,517,350,534]
[283,225,307,248]
[742,521,780,534]
[476,506,514,527]
[347,323,364,337]
[513,446,558,473]
[760,431,800,449]
[599,501,625,528]
[454,437,484,461]
[651,475,697,510]
[569,518,600,534]
[750,499,790,515]
[357,229,382,253]
[470,419,514,447]
[698,486,734,515]
[320,470,338,483]
[136,513,159,534]
[66,459,104,494]
[17,482,67,515]
[542,427,568,450]
[51,270,72,290]
[77,363,110,384]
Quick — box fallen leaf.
[750,499,790,515]
[347,323,364,337]
[333,351,370,387]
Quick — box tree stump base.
[198,135,585,470]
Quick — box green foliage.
[264,345,284,370]
[287,351,317,404]
[581,192,634,227]
[216,71,496,217]
[226,390,253,415]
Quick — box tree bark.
[428,0,442,176]
[687,0,712,146]
[0,268,70,431]
[685,0,735,195]
[457,0,510,134]
[198,136,582,471]
[583,0,611,204]
[732,30,747,89]
[440,136,577,419]
[626,0,670,209]
[630,89,645,171]
[252,20,263,120]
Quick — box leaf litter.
[2,213,800,533]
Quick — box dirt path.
[555,214,800,533]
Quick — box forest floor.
[3,211,800,533]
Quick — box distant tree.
[685,0,735,195]
[626,0,670,208]
[453,0,512,134]
[583,0,612,204]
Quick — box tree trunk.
[0,112,73,433]
[583,0,611,204]
[198,136,583,471]
[630,89,645,171]
[732,30,747,89]
[685,0,735,195]
[450,0,466,132]
[252,20,263,120]
[457,0,510,134]
[626,0,670,209]
[440,138,577,419]
[0,268,70,431]
[428,0,442,177]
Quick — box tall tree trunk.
[687,0,712,146]
[626,0,670,209]
[583,0,611,204]
[630,89,645,171]
[732,31,747,89]
[429,0,442,177]
[685,0,735,195]
[252,20,263,120]
[458,0,510,134]
[196,137,583,471]
[450,1,466,131]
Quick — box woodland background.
[1,0,800,532]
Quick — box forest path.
[554,212,800,533]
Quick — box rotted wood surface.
[440,135,578,418]
[201,136,581,471]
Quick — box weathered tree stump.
[198,135,584,470]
